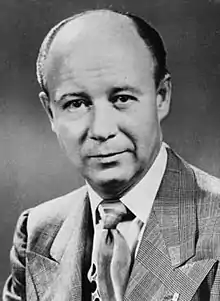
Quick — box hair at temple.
[36,9,169,95]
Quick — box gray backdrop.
[1,0,220,293]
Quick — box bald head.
[49,10,136,49]
[36,9,169,93]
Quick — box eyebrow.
[110,86,141,95]
[54,92,89,103]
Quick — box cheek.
[123,104,159,137]
[53,118,87,161]
[122,108,160,156]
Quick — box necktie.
[88,200,142,301]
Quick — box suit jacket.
[3,148,220,301]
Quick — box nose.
[89,101,117,142]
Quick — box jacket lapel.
[125,149,217,301]
[26,191,93,301]
[153,149,196,268]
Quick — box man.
[3,9,220,301]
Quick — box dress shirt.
[87,142,168,245]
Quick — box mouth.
[89,150,126,158]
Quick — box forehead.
[45,12,155,95]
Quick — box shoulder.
[167,147,220,218]
[190,165,220,222]
[29,185,87,219]
[14,185,88,244]
[191,164,220,196]
[187,165,220,258]
[27,185,88,230]
[178,153,220,225]
[167,146,220,196]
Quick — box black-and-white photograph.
[1,1,220,300]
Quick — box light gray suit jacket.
[3,149,220,301]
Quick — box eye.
[111,94,137,108]
[63,99,83,110]
[62,98,92,113]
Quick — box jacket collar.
[50,191,91,263]
[153,148,197,267]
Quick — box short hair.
[36,9,169,94]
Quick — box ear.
[156,74,172,122]
[39,91,56,132]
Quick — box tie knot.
[98,200,127,229]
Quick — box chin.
[86,167,136,197]
[92,166,133,182]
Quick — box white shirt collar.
[87,142,168,227]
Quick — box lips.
[87,150,128,159]
[89,150,126,158]
[89,151,126,158]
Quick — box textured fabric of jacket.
[3,148,220,301]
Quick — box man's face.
[42,14,170,197]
